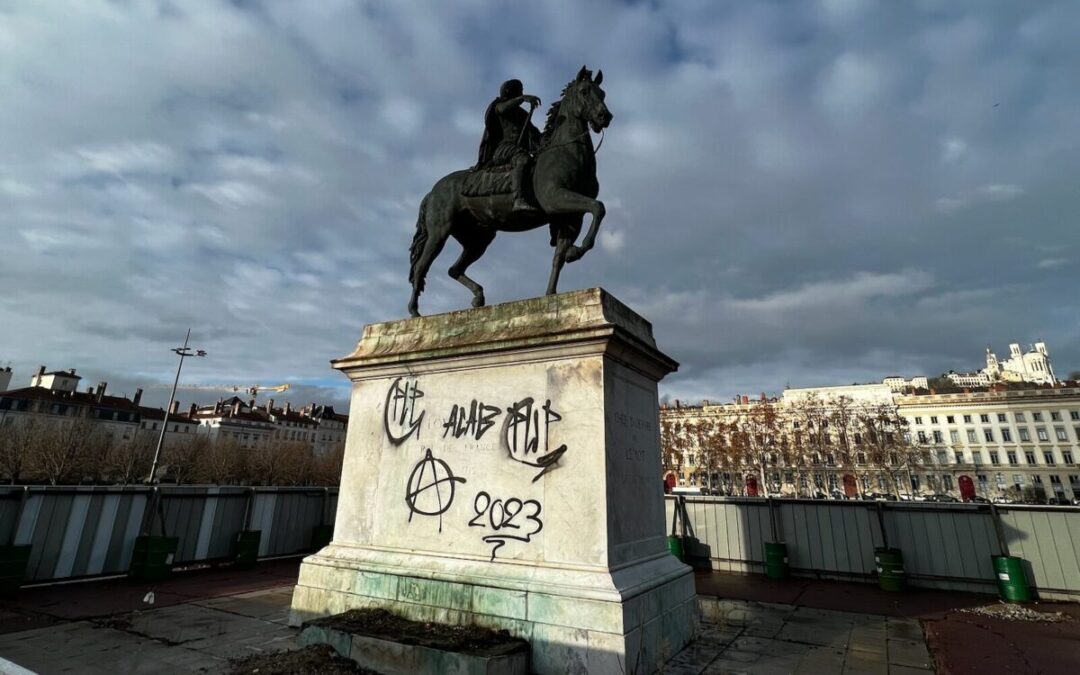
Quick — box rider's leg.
[510,153,532,212]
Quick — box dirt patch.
[958,602,1073,623]
[309,608,529,657]
[229,644,380,675]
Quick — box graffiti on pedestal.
[502,397,568,482]
[442,400,502,440]
[468,491,544,561]
[404,448,466,533]
[387,377,564,559]
[384,377,425,445]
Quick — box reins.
[537,127,603,156]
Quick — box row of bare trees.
[0,418,344,486]
[661,395,928,498]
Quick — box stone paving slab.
[688,597,934,674]
[0,587,300,675]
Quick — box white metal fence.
[2,486,339,584]
[666,496,1080,600]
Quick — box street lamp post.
[147,329,206,484]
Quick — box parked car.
[963,496,991,504]
[865,492,898,501]
[1046,496,1071,506]
[924,494,959,503]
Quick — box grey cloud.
[1,0,1078,408]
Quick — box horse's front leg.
[538,188,604,264]
[546,217,581,295]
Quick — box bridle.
[535,90,607,156]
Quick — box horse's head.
[563,65,612,133]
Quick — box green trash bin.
[311,524,333,550]
[875,547,905,592]
[129,536,179,582]
[0,545,32,595]
[992,555,1033,603]
[233,530,262,568]
[667,535,685,562]
[764,542,788,580]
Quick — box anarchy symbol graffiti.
[404,448,467,532]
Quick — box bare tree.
[164,434,210,484]
[30,417,98,485]
[0,418,37,484]
[856,402,925,498]
[312,446,345,486]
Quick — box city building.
[945,342,1057,387]
[0,366,12,393]
[661,381,1080,502]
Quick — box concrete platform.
[0,562,1076,674]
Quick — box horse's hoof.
[472,294,486,308]
[408,304,420,318]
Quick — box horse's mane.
[539,80,574,148]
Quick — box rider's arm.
[495,95,539,114]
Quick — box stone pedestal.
[291,289,696,674]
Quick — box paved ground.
[0,563,1077,674]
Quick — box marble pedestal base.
[290,289,696,674]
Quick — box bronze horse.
[408,66,612,317]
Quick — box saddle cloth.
[461,164,513,197]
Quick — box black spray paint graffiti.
[384,377,425,445]
[404,448,466,532]
[442,400,502,441]
[501,397,568,482]
[468,491,544,561]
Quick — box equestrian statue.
[408,66,612,317]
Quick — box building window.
[983,429,994,442]
[990,451,1000,465]
[1037,428,1049,442]
[973,451,984,465]
[1033,475,1044,485]
[1051,412,1062,422]
[1071,411,1079,421]
[1033,412,1044,422]
[914,416,923,425]
[1069,475,1079,485]
[933,430,943,443]
[1025,451,1037,464]
[1007,451,1018,465]
[1044,452,1056,466]
[930,416,939,424]
[1055,427,1068,441]
[964,414,973,424]
[1019,428,1031,442]
[950,430,960,443]
[947,415,955,424]
[942,475,954,490]
[918,431,927,443]
[1015,412,1026,422]
[1064,451,1074,464]
[937,450,948,465]
[980,414,990,423]
[967,429,978,443]
[1001,428,1013,442]
[954,451,964,464]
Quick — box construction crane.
[177,383,291,399]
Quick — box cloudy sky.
[3,0,1078,410]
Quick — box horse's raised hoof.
[472,293,486,308]
[565,245,584,263]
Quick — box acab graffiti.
[383,377,560,560]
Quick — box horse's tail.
[408,193,430,287]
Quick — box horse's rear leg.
[408,218,452,318]
[449,227,496,308]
